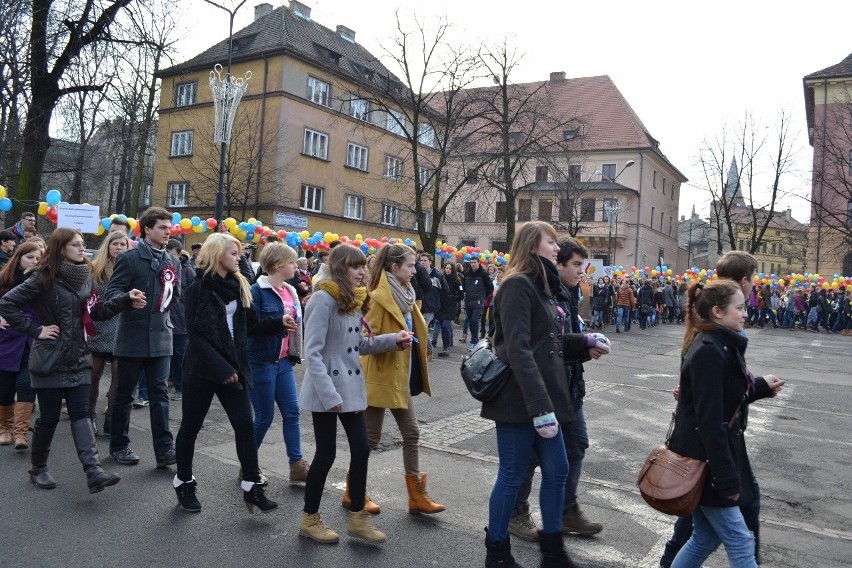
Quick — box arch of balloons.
[607,265,852,291]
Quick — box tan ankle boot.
[341,471,380,514]
[289,459,309,484]
[347,509,386,543]
[0,404,13,445]
[405,472,445,514]
[561,504,603,536]
[299,512,339,543]
[13,402,34,450]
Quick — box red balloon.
[46,207,58,223]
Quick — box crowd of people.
[0,206,828,566]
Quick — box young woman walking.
[247,242,308,485]
[362,243,445,515]
[298,244,409,544]
[173,233,289,513]
[0,228,137,492]
[668,280,783,567]
[87,231,130,436]
[0,242,42,450]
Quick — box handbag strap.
[666,406,741,446]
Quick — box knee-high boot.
[70,418,120,494]
[29,423,57,489]
[13,402,34,450]
[0,404,14,445]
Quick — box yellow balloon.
[247,217,257,225]
[252,232,261,243]
[127,217,136,229]
[323,232,334,243]
[180,218,192,230]
[192,225,203,233]
[224,217,237,229]
[95,225,105,236]
[0,185,5,199]
[355,234,363,241]
[300,230,310,240]
[38,202,48,215]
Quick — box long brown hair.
[681,279,743,355]
[36,228,90,287]
[0,241,41,293]
[367,242,415,291]
[91,231,131,284]
[502,221,558,292]
[327,243,370,314]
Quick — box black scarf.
[14,267,27,287]
[57,261,91,292]
[204,271,241,305]
[536,255,561,297]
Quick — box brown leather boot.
[347,510,386,543]
[13,402,34,450]
[289,459,309,484]
[342,470,380,514]
[0,404,14,445]
[405,472,445,514]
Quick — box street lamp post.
[204,0,251,224]
[595,160,634,268]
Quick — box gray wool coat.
[299,291,398,413]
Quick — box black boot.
[29,423,57,489]
[485,527,523,568]
[538,531,579,568]
[243,483,277,513]
[70,418,120,494]
[175,477,202,512]
[102,412,110,435]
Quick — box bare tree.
[0,1,31,194]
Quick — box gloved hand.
[533,412,558,438]
[583,332,611,354]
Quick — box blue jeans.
[832,312,847,333]
[592,309,604,327]
[616,306,631,330]
[671,506,757,568]
[488,422,568,540]
[431,318,453,349]
[249,358,302,463]
[465,305,483,343]
[805,307,821,329]
[170,334,188,394]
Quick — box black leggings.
[36,384,91,429]
[175,375,260,483]
[304,411,370,514]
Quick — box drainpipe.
[814,81,827,273]
[253,53,269,219]
[634,152,645,262]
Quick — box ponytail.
[681,279,742,356]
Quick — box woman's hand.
[0,316,8,331]
[395,330,413,349]
[764,374,785,397]
[225,373,239,384]
[672,387,681,401]
[129,289,147,309]
[727,493,740,502]
[329,403,343,412]
[38,324,59,340]
[282,314,298,332]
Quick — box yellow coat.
[361,270,431,409]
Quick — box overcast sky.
[177,0,852,223]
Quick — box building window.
[418,166,433,189]
[601,198,618,222]
[762,242,767,253]
[659,247,665,264]
[349,97,369,121]
[458,239,476,248]
[303,129,328,159]
[563,129,577,140]
[167,182,188,207]
[739,239,745,250]
[787,255,793,265]
[418,123,436,147]
[761,261,765,273]
[414,212,432,231]
[381,202,399,226]
[384,156,402,179]
[848,151,852,175]
[492,240,509,253]
[669,216,672,236]
[651,206,656,228]
[343,194,363,220]
[495,201,507,222]
[771,243,776,254]
[307,76,330,106]
[580,198,596,222]
[535,165,548,182]
[538,199,552,221]
[660,211,664,231]
[662,177,667,195]
[170,131,193,157]
[346,142,369,171]
[568,165,581,182]
[518,199,532,221]
[601,164,616,180]
[465,201,476,223]
[653,170,657,188]
[671,185,675,200]
[847,200,852,226]
[558,199,573,222]
[779,242,783,254]
[300,184,323,212]
[175,82,197,107]
[788,235,794,245]
[386,109,406,136]
[496,166,505,180]
[465,168,479,184]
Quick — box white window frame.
[386,109,406,136]
[384,156,402,179]
[346,142,369,171]
[415,211,432,231]
[307,76,331,107]
[418,123,436,147]
[303,128,329,159]
[343,194,364,220]
[349,97,370,121]
[170,131,193,157]
[168,182,189,208]
[381,202,400,226]
[418,166,433,189]
[300,184,324,212]
[175,82,197,107]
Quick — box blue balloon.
[171,212,181,225]
[45,189,61,206]
[0,197,12,212]
[360,243,369,253]
[191,216,201,226]
[101,217,112,230]
[116,214,128,223]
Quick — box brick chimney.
[336,25,356,43]
[254,3,273,20]
[289,0,311,20]
[549,71,566,83]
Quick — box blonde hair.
[195,233,252,306]
[259,242,297,274]
[503,221,559,294]
[92,231,131,284]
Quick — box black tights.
[304,411,370,514]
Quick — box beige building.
[442,74,688,271]
[153,1,436,244]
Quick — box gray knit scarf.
[386,270,415,316]
[58,261,92,292]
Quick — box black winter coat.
[483,274,586,424]
[668,328,772,508]
[182,273,284,389]
[462,266,493,307]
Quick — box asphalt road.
[1,323,850,567]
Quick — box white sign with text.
[57,204,100,233]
